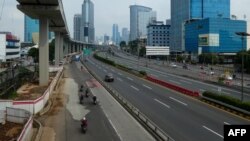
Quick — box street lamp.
[235,32,250,102]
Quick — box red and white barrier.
[0,67,63,114]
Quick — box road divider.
[146,76,200,97]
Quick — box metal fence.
[82,60,175,141]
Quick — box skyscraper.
[81,0,95,43]
[130,5,156,41]
[170,0,230,52]
[24,15,54,44]
[112,24,120,45]
[24,15,39,43]
[74,14,81,41]
[121,28,129,43]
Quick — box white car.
[170,63,177,68]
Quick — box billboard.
[199,34,219,46]
[146,46,170,56]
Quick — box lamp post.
[235,32,250,102]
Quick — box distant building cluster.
[74,0,95,43]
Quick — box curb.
[33,118,43,141]
[39,100,52,116]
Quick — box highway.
[84,55,250,141]
[98,52,250,102]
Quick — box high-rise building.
[170,0,230,52]
[24,15,39,43]
[147,21,171,47]
[104,34,110,45]
[248,22,250,51]
[138,11,156,38]
[74,14,82,41]
[121,28,129,43]
[81,0,95,43]
[112,24,120,45]
[24,15,54,44]
[130,5,156,41]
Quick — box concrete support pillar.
[55,32,60,66]
[60,35,64,60]
[39,17,49,86]
[64,42,68,56]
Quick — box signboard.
[83,48,91,56]
[199,34,219,46]
[146,46,169,56]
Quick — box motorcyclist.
[92,95,97,104]
[85,88,89,97]
[79,93,84,104]
[81,117,87,127]
[79,85,84,92]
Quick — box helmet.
[83,117,86,120]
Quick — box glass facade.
[138,11,156,37]
[170,0,230,52]
[130,5,153,41]
[74,14,82,41]
[185,18,247,53]
[24,15,39,43]
[112,24,120,45]
[81,0,95,43]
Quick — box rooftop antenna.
[243,14,246,20]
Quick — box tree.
[139,47,146,57]
[235,50,250,73]
[49,39,55,61]
[120,41,126,48]
[28,48,39,63]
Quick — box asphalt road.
[99,52,250,102]
[38,62,120,141]
[85,55,250,141]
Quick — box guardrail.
[81,60,174,141]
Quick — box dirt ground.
[0,122,24,141]
[15,77,55,101]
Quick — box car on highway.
[105,73,114,82]
[170,63,177,68]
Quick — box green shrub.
[203,91,250,112]
[218,77,225,84]
[139,71,147,76]
[93,53,116,66]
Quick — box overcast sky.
[0,0,249,41]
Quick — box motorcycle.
[81,118,87,133]
[92,96,97,105]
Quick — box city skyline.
[0,0,249,41]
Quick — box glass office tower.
[74,14,82,41]
[170,0,230,52]
[24,15,39,43]
[81,0,95,43]
[130,5,154,41]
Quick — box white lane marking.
[118,73,123,76]
[127,77,134,81]
[108,119,123,141]
[169,97,188,106]
[180,80,192,84]
[154,99,170,109]
[203,126,224,138]
[131,86,139,91]
[143,84,152,90]
[200,89,206,92]
[169,80,181,85]
[224,122,230,125]
[117,78,123,82]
